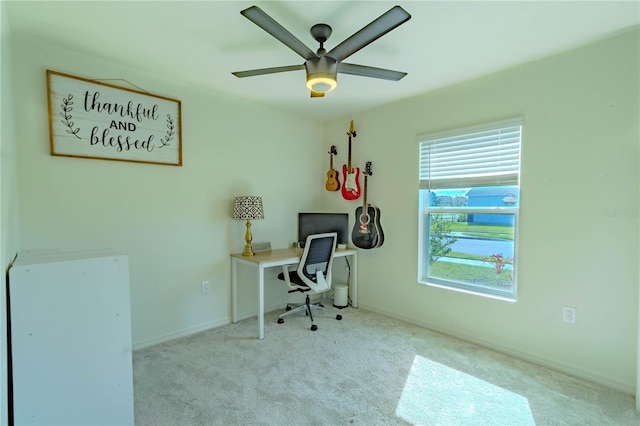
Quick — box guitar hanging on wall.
[325,145,340,191]
[341,120,361,200]
[352,162,384,249]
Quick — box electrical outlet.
[201,280,210,294]
[562,306,576,324]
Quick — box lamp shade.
[233,196,264,220]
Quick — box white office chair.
[277,232,342,331]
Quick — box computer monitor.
[298,213,349,247]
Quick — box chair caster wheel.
[336,315,342,321]
[285,306,292,311]
[310,324,318,331]
[277,318,284,324]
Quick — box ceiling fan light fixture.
[305,56,338,93]
[306,74,337,93]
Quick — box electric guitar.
[341,120,361,200]
[325,145,340,191]
[352,162,384,249]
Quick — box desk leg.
[258,265,265,340]
[231,258,238,323]
[351,253,358,308]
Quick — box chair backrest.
[297,232,337,293]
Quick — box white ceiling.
[6,1,640,122]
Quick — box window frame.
[417,118,522,301]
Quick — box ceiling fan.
[232,5,411,97]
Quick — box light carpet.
[133,305,639,425]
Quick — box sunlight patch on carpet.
[396,355,535,425]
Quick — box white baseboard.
[358,302,636,396]
[133,302,285,350]
[132,317,230,350]
[233,302,285,322]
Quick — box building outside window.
[417,118,522,300]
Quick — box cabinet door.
[9,253,134,425]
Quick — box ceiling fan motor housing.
[306,56,338,93]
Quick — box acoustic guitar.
[325,145,340,191]
[352,162,384,249]
[341,120,361,200]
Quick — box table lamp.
[233,196,264,256]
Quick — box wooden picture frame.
[47,70,182,166]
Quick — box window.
[418,119,522,300]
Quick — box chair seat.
[277,271,310,292]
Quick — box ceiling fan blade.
[310,90,325,98]
[232,64,305,78]
[240,6,317,60]
[338,63,407,81]
[326,5,411,63]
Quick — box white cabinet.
[8,249,134,425]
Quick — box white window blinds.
[419,119,522,190]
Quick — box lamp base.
[242,219,254,257]
[242,243,253,257]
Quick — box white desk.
[231,247,358,339]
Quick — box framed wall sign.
[47,70,182,166]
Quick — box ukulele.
[325,145,340,191]
[352,162,384,249]
[341,120,361,200]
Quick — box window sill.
[418,279,517,302]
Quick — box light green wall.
[322,29,639,393]
[7,33,324,349]
[1,1,21,423]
